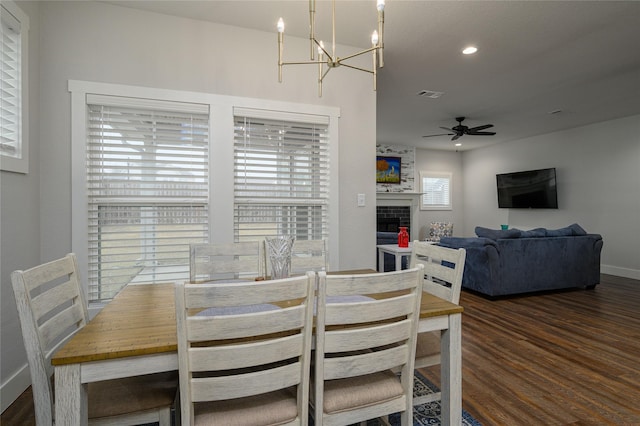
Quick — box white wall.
[461,114,640,278]
[1,0,377,410]
[0,0,40,412]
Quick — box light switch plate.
[357,193,366,207]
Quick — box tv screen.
[496,168,558,209]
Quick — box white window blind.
[233,111,329,243]
[0,2,27,171]
[420,171,452,210]
[86,96,209,302]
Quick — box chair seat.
[318,370,404,414]
[87,371,178,419]
[193,387,298,426]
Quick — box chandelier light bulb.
[371,30,379,46]
[277,18,285,33]
[377,0,385,12]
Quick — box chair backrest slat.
[189,242,264,283]
[410,240,466,304]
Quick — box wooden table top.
[52,278,463,366]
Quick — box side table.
[376,243,413,272]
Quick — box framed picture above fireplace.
[376,156,401,184]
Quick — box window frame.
[419,171,452,211]
[0,0,29,173]
[70,80,340,310]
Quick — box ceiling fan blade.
[451,134,462,141]
[440,126,454,132]
[466,131,496,136]
[422,133,454,138]
[468,124,494,131]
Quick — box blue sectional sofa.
[438,224,603,297]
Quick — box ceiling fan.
[422,117,496,141]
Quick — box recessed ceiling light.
[455,142,462,147]
[462,46,478,55]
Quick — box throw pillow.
[474,226,521,240]
[545,226,575,237]
[516,228,547,238]
[568,223,588,236]
[546,223,588,237]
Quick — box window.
[85,95,209,302]
[420,171,452,210]
[233,109,329,243]
[0,1,29,173]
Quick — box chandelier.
[277,0,385,97]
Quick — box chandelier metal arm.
[337,46,379,63]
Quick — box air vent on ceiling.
[417,90,444,99]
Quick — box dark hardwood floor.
[3,274,639,425]
[420,273,640,425]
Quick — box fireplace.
[377,206,411,235]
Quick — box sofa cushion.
[515,228,547,238]
[439,237,497,249]
[568,223,588,236]
[545,223,587,237]
[474,226,521,240]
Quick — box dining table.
[51,271,464,425]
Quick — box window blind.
[86,98,209,302]
[233,112,329,242]
[0,5,21,159]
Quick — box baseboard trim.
[1,364,30,414]
[601,264,640,280]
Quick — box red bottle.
[398,226,409,248]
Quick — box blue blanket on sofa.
[438,224,603,297]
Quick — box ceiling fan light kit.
[277,0,385,97]
[423,117,496,142]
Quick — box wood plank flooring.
[3,274,639,425]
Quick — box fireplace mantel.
[376,192,423,201]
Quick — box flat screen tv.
[496,168,558,209]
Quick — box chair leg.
[158,407,172,426]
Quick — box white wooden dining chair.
[290,239,328,275]
[264,238,329,277]
[313,266,424,426]
[409,240,466,406]
[10,253,177,426]
[189,241,264,283]
[175,272,315,426]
